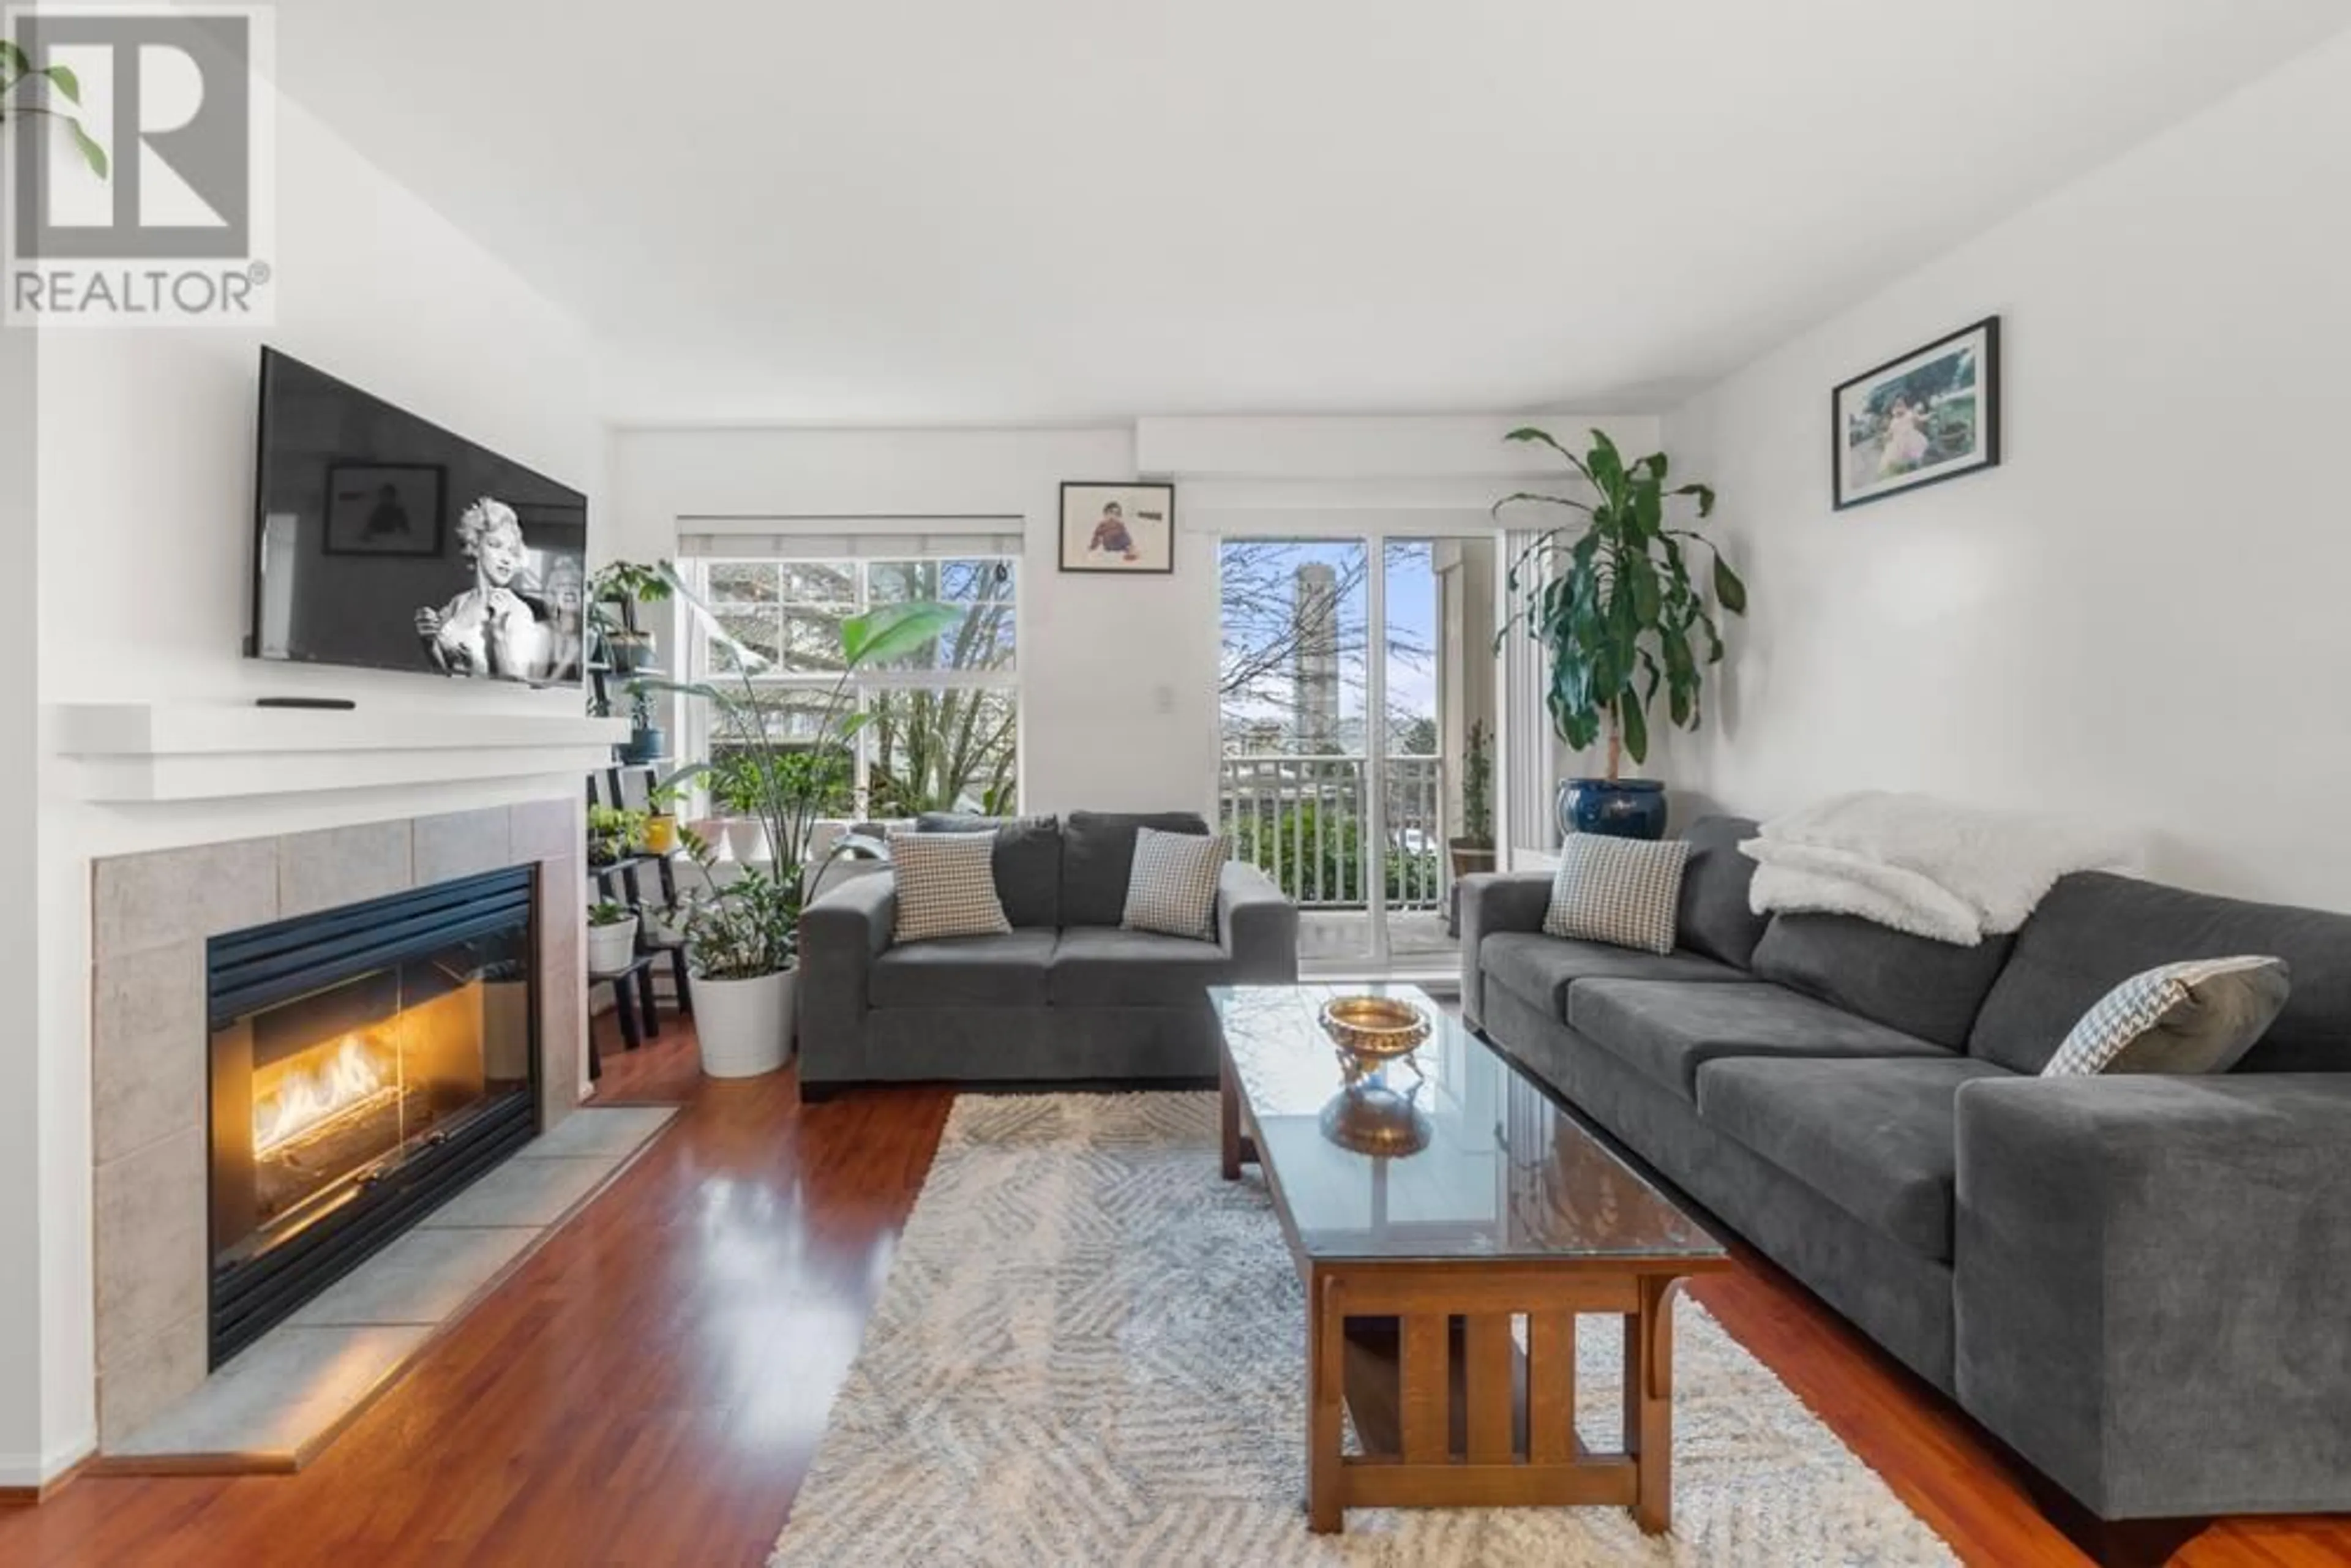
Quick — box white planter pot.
[586,915,637,976]
[694,967,793,1079]
[724,817,770,865]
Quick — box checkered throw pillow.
[2041,955,2290,1076]
[1122,827,1229,941]
[888,830,1011,945]
[1543,834,1692,956]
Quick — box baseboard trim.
[0,1448,97,1506]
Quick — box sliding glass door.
[1218,533,1498,975]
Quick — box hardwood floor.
[2,1015,2344,1566]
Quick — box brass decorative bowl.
[1318,994,1430,1061]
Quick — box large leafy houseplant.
[645,581,957,980]
[1494,427,1747,779]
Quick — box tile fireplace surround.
[88,798,585,1449]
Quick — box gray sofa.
[799,811,1298,1094]
[1462,816,2351,1526]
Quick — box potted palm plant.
[645,591,957,1079]
[1496,427,1747,840]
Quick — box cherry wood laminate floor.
[2,1016,2342,1567]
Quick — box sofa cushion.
[888,830,1011,944]
[1568,979,1952,1103]
[918,812,1063,929]
[869,930,1056,1009]
[1543,835,1691,955]
[1049,926,1234,1008]
[1677,815,1769,968]
[1696,1056,2015,1261]
[2042,955,2290,1078]
[1122,827,1228,940]
[1971,871,2351,1075]
[1749,912,2013,1049]
[1061,811,1210,928]
[1482,932,1746,1024]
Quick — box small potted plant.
[1448,719,1496,880]
[619,681,667,765]
[710,751,770,863]
[590,560,673,673]
[585,899,638,975]
[642,891,698,947]
[643,776,688,854]
[587,803,647,867]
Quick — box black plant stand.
[587,596,691,1077]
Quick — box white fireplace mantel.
[47,701,630,803]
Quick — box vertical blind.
[1501,527,1558,858]
[675,517,1024,560]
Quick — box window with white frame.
[677,552,1020,819]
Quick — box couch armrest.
[1458,872,1553,1031]
[1954,1074,2351,1519]
[797,872,896,1071]
[1217,861,1298,983]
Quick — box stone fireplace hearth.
[91,799,583,1449]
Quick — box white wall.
[0,305,45,1488]
[12,86,608,1482]
[1655,29,2351,910]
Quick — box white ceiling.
[276,0,2347,426]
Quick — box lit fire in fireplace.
[252,1030,402,1157]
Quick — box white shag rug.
[770,1093,1956,1567]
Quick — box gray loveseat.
[799,811,1298,1095]
[1463,816,2351,1526]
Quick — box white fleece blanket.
[1742,790,2140,946]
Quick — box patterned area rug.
[770,1093,1955,1566]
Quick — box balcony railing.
[1220,754,1447,910]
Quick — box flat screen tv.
[247,347,588,686]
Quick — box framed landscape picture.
[1060,482,1175,574]
[323,461,446,555]
[1832,317,2000,510]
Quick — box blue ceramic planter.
[1556,778,1668,841]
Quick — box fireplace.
[207,867,541,1365]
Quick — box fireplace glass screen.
[206,868,539,1363]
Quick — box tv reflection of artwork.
[323,462,444,557]
[1832,317,2001,511]
[249,348,588,686]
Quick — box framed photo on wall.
[323,461,447,555]
[1832,317,2000,510]
[1060,481,1176,574]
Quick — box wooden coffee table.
[1210,983,1730,1536]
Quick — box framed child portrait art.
[1832,317,2001,510]
[1060,482,1176,574]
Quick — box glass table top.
[1210,983,1727,1266]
